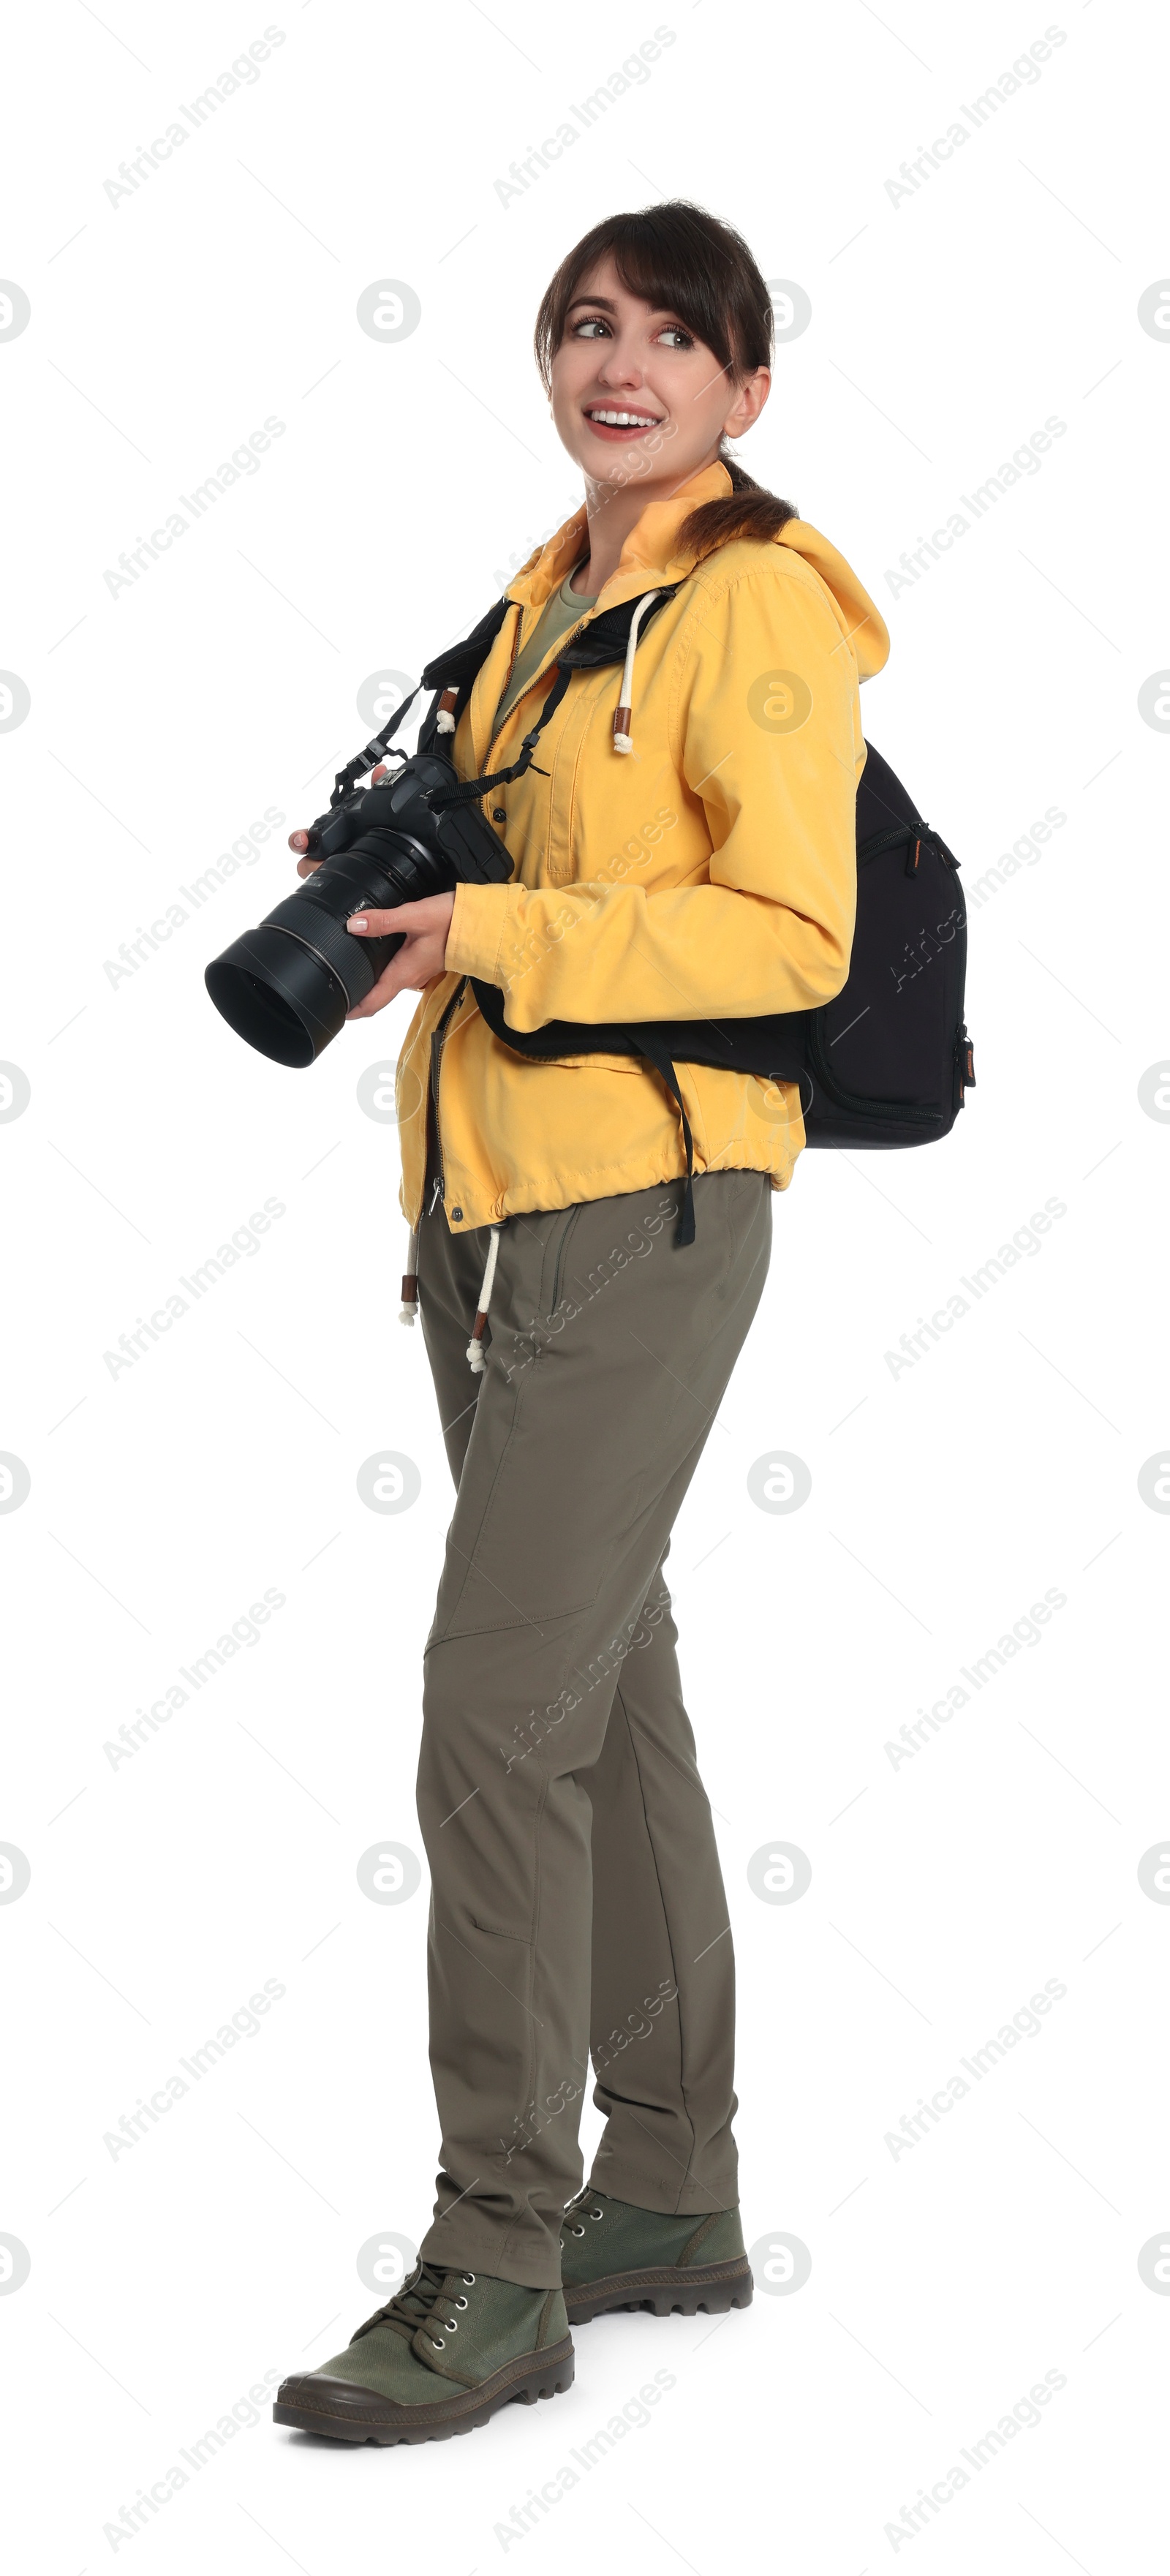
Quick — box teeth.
[588,409,660,428]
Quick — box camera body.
[204,750,513,1067]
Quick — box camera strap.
[328,583,682,810]
[427,665,575,813]
[326,684,426,807]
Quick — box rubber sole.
[564,2257,753,2324]
[272,2338,575,2446]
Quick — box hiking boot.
[559,2187,752,2323]
[273,2259,573,2445]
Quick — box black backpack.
[402,584,975,1243]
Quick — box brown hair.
[533,199,798,564]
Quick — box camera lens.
[204,832,418,1067]
[205,750,511,1065]
[204,924,354,1066]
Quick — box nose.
[595,339,645,389]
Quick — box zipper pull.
[428,1175,443,1214]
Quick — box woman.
[274,200,889,2446]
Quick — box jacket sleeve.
[445,558,864,1028]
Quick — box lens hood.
[204,924,352,1066]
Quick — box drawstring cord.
[611,590,662,754]
[399,1205,507,1361]
[399,1226,420,1326]
[467,1223,505,1374]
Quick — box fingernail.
[347,915,368,932]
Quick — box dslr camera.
[204,741,511,1066]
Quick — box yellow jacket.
[396,460,889,1232]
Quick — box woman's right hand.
[288,764,390,875]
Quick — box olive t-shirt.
[493,564,598,737]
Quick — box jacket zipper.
[428,976,467,1210]
[488,597,598,767]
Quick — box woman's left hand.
[342,889,457,1017]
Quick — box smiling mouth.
[583,406,665,431]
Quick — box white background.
[2,1,1168,2567]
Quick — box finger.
[295,857,324,879]
[344,946,437,1016]
[289,829,310,852]
[344,980,402,1019]
[346,903,441,935]
[347,893,448,936]
[345,964,440,1019]
[344,909,401,937]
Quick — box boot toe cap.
[275,2371,401,2430]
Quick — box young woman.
[274,200,889,2445]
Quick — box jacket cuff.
[447,882,510,984]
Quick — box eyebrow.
[565,295,684,320]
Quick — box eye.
[657,323,694,350]
[570,313,611,339]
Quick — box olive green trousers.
[414,1170,771,2286]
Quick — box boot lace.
[561,2185,605,2241]
[352,2259,476,2351]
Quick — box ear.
[722,366,771,440]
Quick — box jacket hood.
[774,513,890,682]
[506,459,890,681]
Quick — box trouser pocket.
[547,1205,583,1319]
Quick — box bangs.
[535,202,769,388]
[598,215,738,372]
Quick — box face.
[549,254,770,497]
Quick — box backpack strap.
[325,582,684,808]
[556,583,681,669]
[427,583,684,813]
[418,594,514,746]
[470,977,696,1248]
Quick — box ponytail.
[676,450,799,565]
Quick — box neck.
[570,446,723,595]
